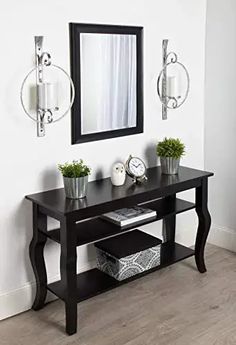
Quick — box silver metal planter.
[63,175,88,199]
[160,157,180,175]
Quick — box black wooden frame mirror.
[69,23,143,144]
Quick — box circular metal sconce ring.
[157,60,190,110]
[20,64,75,124]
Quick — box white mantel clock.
[125,155,147,184]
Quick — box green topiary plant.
[156,137,185,159]
[58,160,91,178]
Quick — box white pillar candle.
[166,76,178,98]
[29,85,37,110]
[37,83,58,110]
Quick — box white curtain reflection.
[80,33,137,134]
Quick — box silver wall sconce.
[157,39,190,120]
[20,36,75,137]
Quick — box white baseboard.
[208,224,236,253]
[0,260,96,321]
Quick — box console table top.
[25,166,213,218]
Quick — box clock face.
[128,157,146,178]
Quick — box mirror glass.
[70,24,143,144]
[81,33,137,134]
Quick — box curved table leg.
[195,178,211,273]
[29,204,47,310]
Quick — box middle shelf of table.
[39,197,195,247]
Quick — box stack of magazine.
[101,206,157,227]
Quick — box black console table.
[26,166,213,335]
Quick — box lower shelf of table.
[47,242,194,303]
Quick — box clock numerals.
[130,162,145,177]
[126,156,147,183]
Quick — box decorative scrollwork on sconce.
[157,39,190,120]
[40,52,51,67]
[166,52,178,64]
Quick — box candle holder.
[20,36,75,137]
[157,39,190,120]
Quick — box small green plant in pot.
[58,160,91,199]
[156,137,185,175]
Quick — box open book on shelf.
[101,206,157,227]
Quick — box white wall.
[205,0,236,251]
[0,0,207,319]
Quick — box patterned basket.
[95,230,162,281]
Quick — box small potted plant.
[156,137,185,175]
[58,160,91,199]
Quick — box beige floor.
[0,244,236,345]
